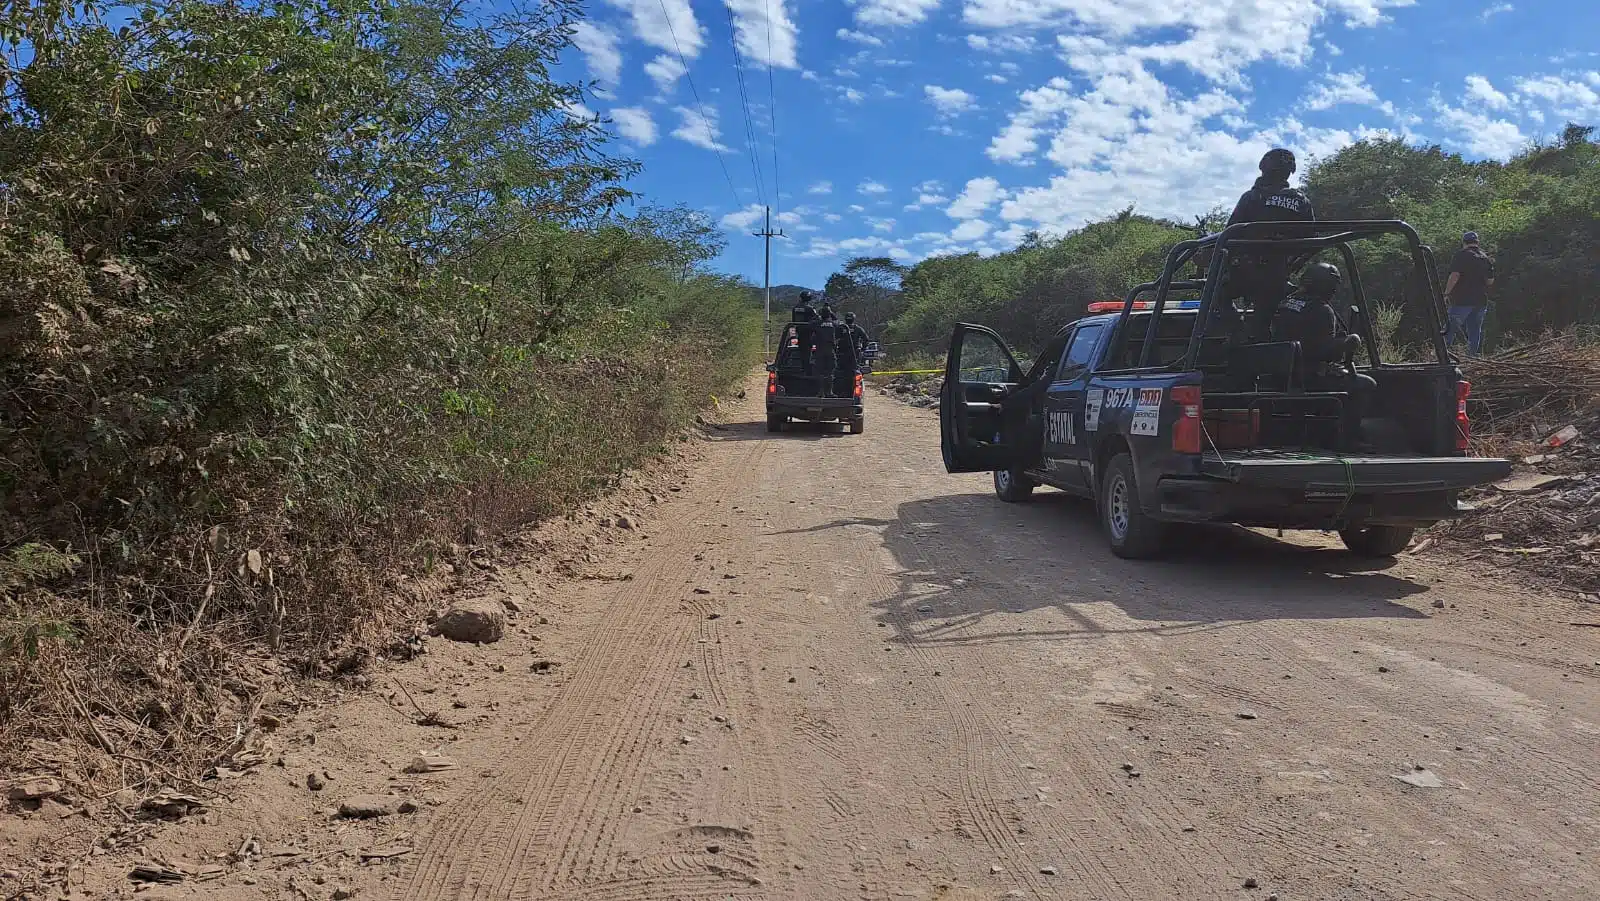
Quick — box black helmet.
[798,290,814,302]
[844,311,856,324]
[1260,148,1296,177]
[1300,262,1342,299]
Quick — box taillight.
[1455,380,1471,450]
[767,371,777,396]
[853,374,863,398]
[1172,385,1203,454]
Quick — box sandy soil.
[7,375,1598,901]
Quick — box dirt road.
[52,379,1600,900]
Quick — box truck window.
[959,331,1017,383]
[1056,323,1105,380]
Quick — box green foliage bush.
[843,132,1599,360]
[0,0,759,769]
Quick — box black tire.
[766,414,785,433]
[1099,452,1167,559]
[849,416,865,434]
[992,466,1035,503]
[1339,524,1415,557]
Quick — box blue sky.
[557,1,1600,289]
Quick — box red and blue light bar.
[1085,299,1203,313]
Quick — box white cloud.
[726,0,799,69]
[1512,73,1600,118]
[858,180,890,195]
[966,33,1036,53]
[1464,74,1511,110]
[843,87,865,103]
[851,0,942,28]
[610,106,657,145]
[947,177,1006,219]
[570,22,623,89]
[1481,2,1514,21]
[721,204,766,230]
[837,28,884,46]
[925,84,977,115]
[986,73,1009,84]
[671,105,731,152]
[823,213,843,223]
[808,181,834,195]
[645,54,688,93]
[904,191,950,211]
[561,100,598,121]
[866,216,898,233]
[847,204,867,213]
[916,179,945,192]
[1301,70,1393,115]
[605,0,703,58]
[1432,99,1528,158]
[951,219,992,241]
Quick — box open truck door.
[940,324,1024,473]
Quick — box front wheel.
[992,466,1035,502]
[1339,524,1415,557]
[1100,453,1167,559]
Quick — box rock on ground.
[433,598,506,643]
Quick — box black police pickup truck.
[766,319,879,433]
[939,219,1511,559]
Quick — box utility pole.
[753,206,786,358]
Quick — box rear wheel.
[1339,524,1415,557]
[992,466,1035,502]
[1100,453,1167,559]
[849,416,865,434]
[766,414,785,433]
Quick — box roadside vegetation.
[0,0,760,784]
[827,129,1600,360]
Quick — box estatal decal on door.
[1130,387,1163,436]
[1047,410,1076,446]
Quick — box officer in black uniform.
[1272,262,1376,449]
[811,313,839,396]
[792,290,818,323]
[1271,262,1357,375]
[843,312,872,358]
[1227,148,1317,341]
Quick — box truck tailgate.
[1200,450,1511,494]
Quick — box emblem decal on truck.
[1085,389,1104,431]
[1130,387,1163,436]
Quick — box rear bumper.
[767,397,863,421]
[1155,453,1510,529]
[1156,477,1470,529]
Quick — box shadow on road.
[702,419,855,443]
[847,490,1431,648]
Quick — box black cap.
[844,312,856,323]
[1260,148,1296,176]
[1301,261,1342,298]
[798,290,813,302]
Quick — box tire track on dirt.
[394,438,769,901]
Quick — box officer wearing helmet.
[843,311,872,359]
[1271,262,1360,378]
[1226,148,1317,341]
[1227,149,1314,227]
[792,290,818,323]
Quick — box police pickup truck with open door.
[938,220,1512,559]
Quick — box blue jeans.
[1447,305,1487,355]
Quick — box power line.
[723,4,768,208]
[764,0,781,220]
[657,0,743,210]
